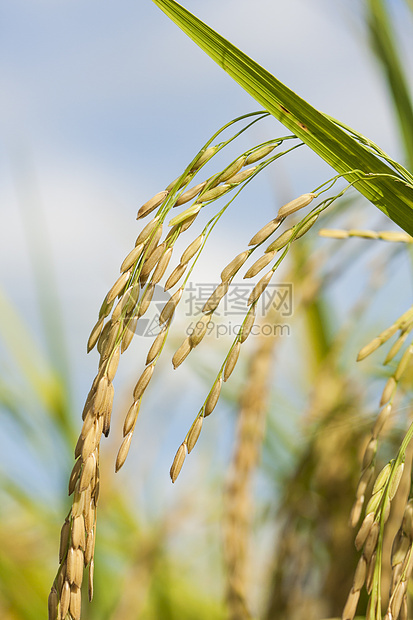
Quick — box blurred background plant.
[1,0,412,619]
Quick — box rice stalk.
[223,304,279,620]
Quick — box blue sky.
[1,0,412,517]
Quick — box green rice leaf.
[152,0,413,235]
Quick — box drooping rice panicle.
[54,108,342,618]
[356,305,413,362]
[319,228,413,243]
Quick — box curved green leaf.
[152,0,413,235]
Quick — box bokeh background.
[1,1,412,618]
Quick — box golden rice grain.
[165,174,191,193]
[102,382,114,429]
[380,376,397,406]
[60,581,70,619]
[384,332,409,364]
[120,244,144,273]
[205,377,222,416]
[115,432,133,472]
[202,282,229,313]
[168,204,202,227]
[81,417,103,463]
[247,270,273,305]
[84,499,95,534]
[348,229,378,240]
[73,552,84,589]
[353,556,367,591]
[98,295,114,320]
[146,328,167,365]
[294,213,319,239]
[265,228,293,253]
[140,243,166,281]
[100,320,121,360]
[389,462,404,500]
[224,342,241,382]
[318,228,349,239]
[93,376,109,414]
[172,337,192,369]
[220,251,249,282]
[390,582,406,619]
[246,144,276,164]
[135,216,160,246]
[349,496,364,528]
[159,288,183,325]
[164,263,187,291]
[395,344,413,380]
[276,193,315,219]
[97,321,111,355]
[191,146,217,171]
[133,364,155,400]
[372,463,392,495]
[121,316,137,353]
[365,491,382,516]
[59,520,70,563]
[106,347,120,382]
[186,417,203,454]
[106,270,131,304]
[66,547,76,584]
[342,587,360,620]
[174,182,206,206]
[87,317,105,353]
[240,306,256,343]
[170,442,188,483]
[363,522,380,561]
[216,157,246,184]
[102,409,112,437]
[357,337,382,362]
[355,512,375,550]
[248,219,282,246]
[197,184,230,203]
[244,252,275,278]
[381,231,413,243]
[48,588,58,620]
[137,284,155,318]
[79,452,96,493]
[69,584,81,620]
[152,247,173,284]
[71,515,85,550]
[180,234,204,265]
[68,458,82,496]
[189,315,210,347]
[144,224,163,256]
[137,190,168,220]
[226,166,256,185]
[123,400,141,436]
[362,438,377,470]
[84,530,95,567]
[372,403,392,438]
[74,435,84,460]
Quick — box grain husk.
[115,432,133,472]
[164,263,187,290]
[221,251,249,282]
[187,417,203,453]
[172,337,192,369]
[137,190,168,220]
[224,342,241,381]
[248,219,281,246]
[133,364,154,400]
[170,442,187,482]
[205,377,222,416]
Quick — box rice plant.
[1,1,413,620]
